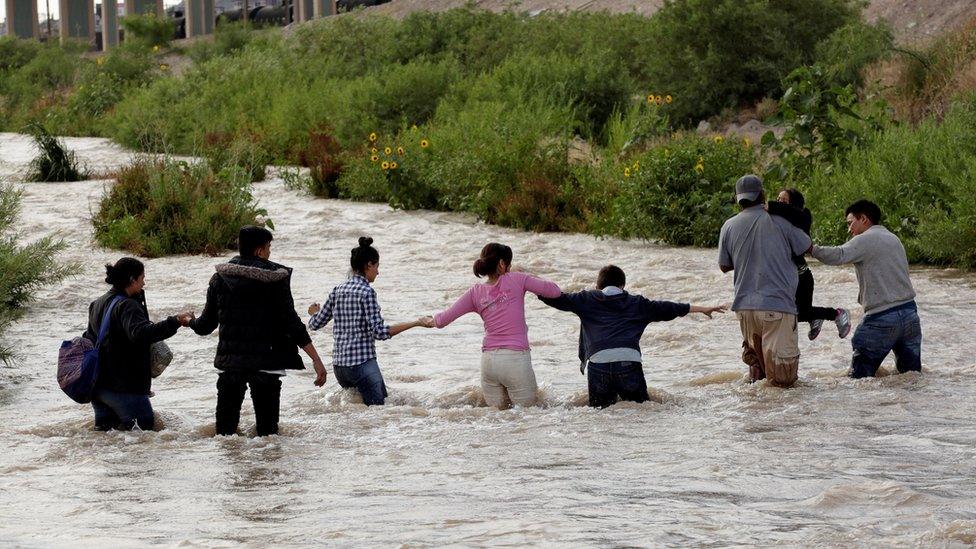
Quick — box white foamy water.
[1,133,975,546]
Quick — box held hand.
[418,316,435,328]
[697,305,728,319]
[176,311,195,327]
[313,360,328,387]
[308,303,321,315]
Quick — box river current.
[0,133,974,547]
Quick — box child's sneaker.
[808,319,824,340]
[835,308,852,338]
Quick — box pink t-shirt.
[434,272,561,351]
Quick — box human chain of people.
[57,174,920,435]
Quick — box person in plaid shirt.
[307,237,431,405]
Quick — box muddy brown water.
[0,133,974,546]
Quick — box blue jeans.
[587,361,649,408]
[91,387,155,431]
[334,359,388,406]
[850,301,922,378]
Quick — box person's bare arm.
[389,317,433,336]
[689,304,728,318]
[300,342,327,386]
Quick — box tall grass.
[0,186,77,362]
[25,123,87,182]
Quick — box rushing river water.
[0,133,974,547]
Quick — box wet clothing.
[718,205,812,314]
[91,387,154,431]
[83,289,180,396]
[767,202,838,324]
[736,310,800,387]
[539,288,689,373]
[308,274,391,367]
[850,301,922,378]
[587,361,650,408]
[434,272,561,351]
[480,349,537,408]
[812,225,916,316]
[215,371,282,436]
[191,256,312,373]
[334,358,388,406]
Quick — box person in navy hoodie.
[540,265,725,408]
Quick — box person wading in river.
[767,188,851,341]
[190,226,328,436]
[811,200,921,378]
[718,174,812,387]
[307,237,431,406]
[538,265,726,407]
[425,243,561,409]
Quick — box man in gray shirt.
[718,174,812,387]
[811,199,921,378]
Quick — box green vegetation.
[0,186,76,362]
[92,158,270,257]
[3,6,976,266]
[26,123,88,182]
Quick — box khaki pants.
[480,349,538,408]
[736,310,800,388]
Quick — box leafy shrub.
[607,134,757,246]
[186,22,261,64]
[121,13,176,49]
[292,128,343,197]
[643,0,862,124]
[25,123,87,181]
[814,20,893,88]
[93,158,270,257]
[0,185,77,362]
[203,131,270,182]
[803,97,976,266]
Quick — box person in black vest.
[84,257,194,431]
[190,226,327,436]
[540,265,725,408]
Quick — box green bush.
[0,185,77,362]
[121,13,176,49]
[606,134,757,247]
[93,158,270,257]
[25,123,87,182]
[643,0,862,124]
[202,131,270,182]
[803,97,976,267]
[814,20,893,88]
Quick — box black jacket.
[768,201,813,269]
[540,290,689,373]
[190,256,312,372]
[83,289,180,395]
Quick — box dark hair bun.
[104,263,119,286]
[358,236,374,248]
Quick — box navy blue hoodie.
[540,290,690,373]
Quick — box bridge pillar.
[124,0,162,16]
[4,0,40,38]
[101,0,119,49]
[59,0,96,46]
[184,0,214,37]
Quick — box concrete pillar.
[123,0,161,16]
[295,0,312,24]
[312,0,335,19]
[184,0,213,37]
[101,0,118,49]
[59,0,96,45]
[4,0,40,39]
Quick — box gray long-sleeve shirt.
[811,225,916,316]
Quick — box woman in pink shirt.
[428,243,561,408]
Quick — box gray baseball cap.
[735,174,764,202]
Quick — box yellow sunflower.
[381,161,390,170]
[371,155,379,162]
[665,95,673,103]
[396,146,405,155]
[624,167,631,178]
[390,161,398,169]
[369,132,378,142]
[420,139,429,148]
[384,147,392,155]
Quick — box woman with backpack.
[83,257,193,431]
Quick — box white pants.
[480,349,538,408]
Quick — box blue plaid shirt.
[308,274,392,367]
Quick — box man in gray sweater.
[811,200,921,378]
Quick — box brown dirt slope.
[355,0,976,44]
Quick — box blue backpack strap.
[95,296,125,349]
